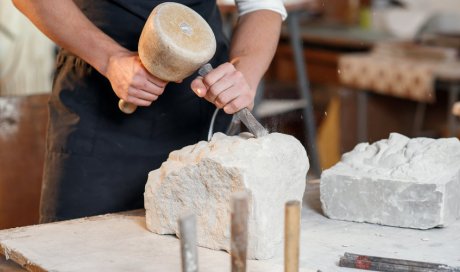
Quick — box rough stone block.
[144,132,309,259]
[320,133,460,229]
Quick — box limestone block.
[320,133,460,229]
[144,133,309,259]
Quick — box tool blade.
[235,108,268,138]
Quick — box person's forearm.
[229,10,282,93]
[12,0,127,76]
[189,10,282,113]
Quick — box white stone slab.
[144,132,309,259]
[320,133,460,229]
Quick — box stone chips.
[144,132,309,259]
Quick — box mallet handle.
[453,102,460,117]
[118,99,137,114]
[119,62,210,114]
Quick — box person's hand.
[105,51,167,107]
[190,62,254,114]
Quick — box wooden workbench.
[0,209,310,272]
[1,183,459,271]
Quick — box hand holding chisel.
[198,64,268,138]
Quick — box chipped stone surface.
[144,132,309,259]
[320,133,460,229]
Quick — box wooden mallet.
[119,2,216,114]
[285,200,301,272]
[178,213,199,272]
[231,192,249,272]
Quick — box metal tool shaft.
[179,214,199,272]
[235,108,268,138]
[339,252,460,272]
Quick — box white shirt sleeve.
[234,0,287,21]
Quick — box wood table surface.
[0,183,459,272]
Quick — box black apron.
[40,0,231,223]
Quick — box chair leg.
[357,91,368,143]
[412,102,426,137]
[287,10,322,177]
[448,84,460,137]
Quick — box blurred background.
[1,0,460,229]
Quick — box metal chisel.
[198,63,268,138]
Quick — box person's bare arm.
[12,0,166,107]
[191,10,282,114]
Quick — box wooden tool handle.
[118,99,137,114]
[453,102,460,117]
[178,213,198,272]
[285,200,301,272]
[231,192,249,272]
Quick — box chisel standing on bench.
[178,213,199,272]
[285,200,301,272]
[231,192,249,272]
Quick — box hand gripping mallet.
[118,2,216,114]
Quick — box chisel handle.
[285,200,301,272]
